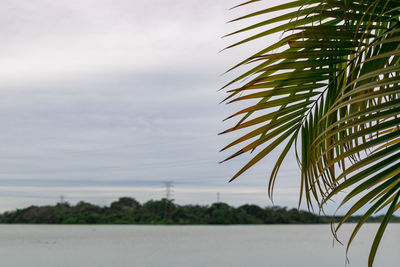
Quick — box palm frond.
[221,1,400,265]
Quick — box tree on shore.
[220,1,400,265]
[0,197,328,224]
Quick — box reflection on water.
[0,224,398,267]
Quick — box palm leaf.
[221,1,400,266]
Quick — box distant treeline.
[0,197,399,224]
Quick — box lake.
[0,224,398,266]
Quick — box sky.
[0,0,348,213]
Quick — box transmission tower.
[163,181,173,200]
[162,181,174,222]
[59,195,65,204]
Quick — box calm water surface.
[0,224,399,266]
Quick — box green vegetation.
[1,197,399,224]
[221,1,400,265]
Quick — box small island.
[0,197,398,225]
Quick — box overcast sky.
[0,0,350,213]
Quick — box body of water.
[0,224,398,266]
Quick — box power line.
[0,158,220,175]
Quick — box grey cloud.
[0,0,311,211]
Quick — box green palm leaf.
[221,1,400,266]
